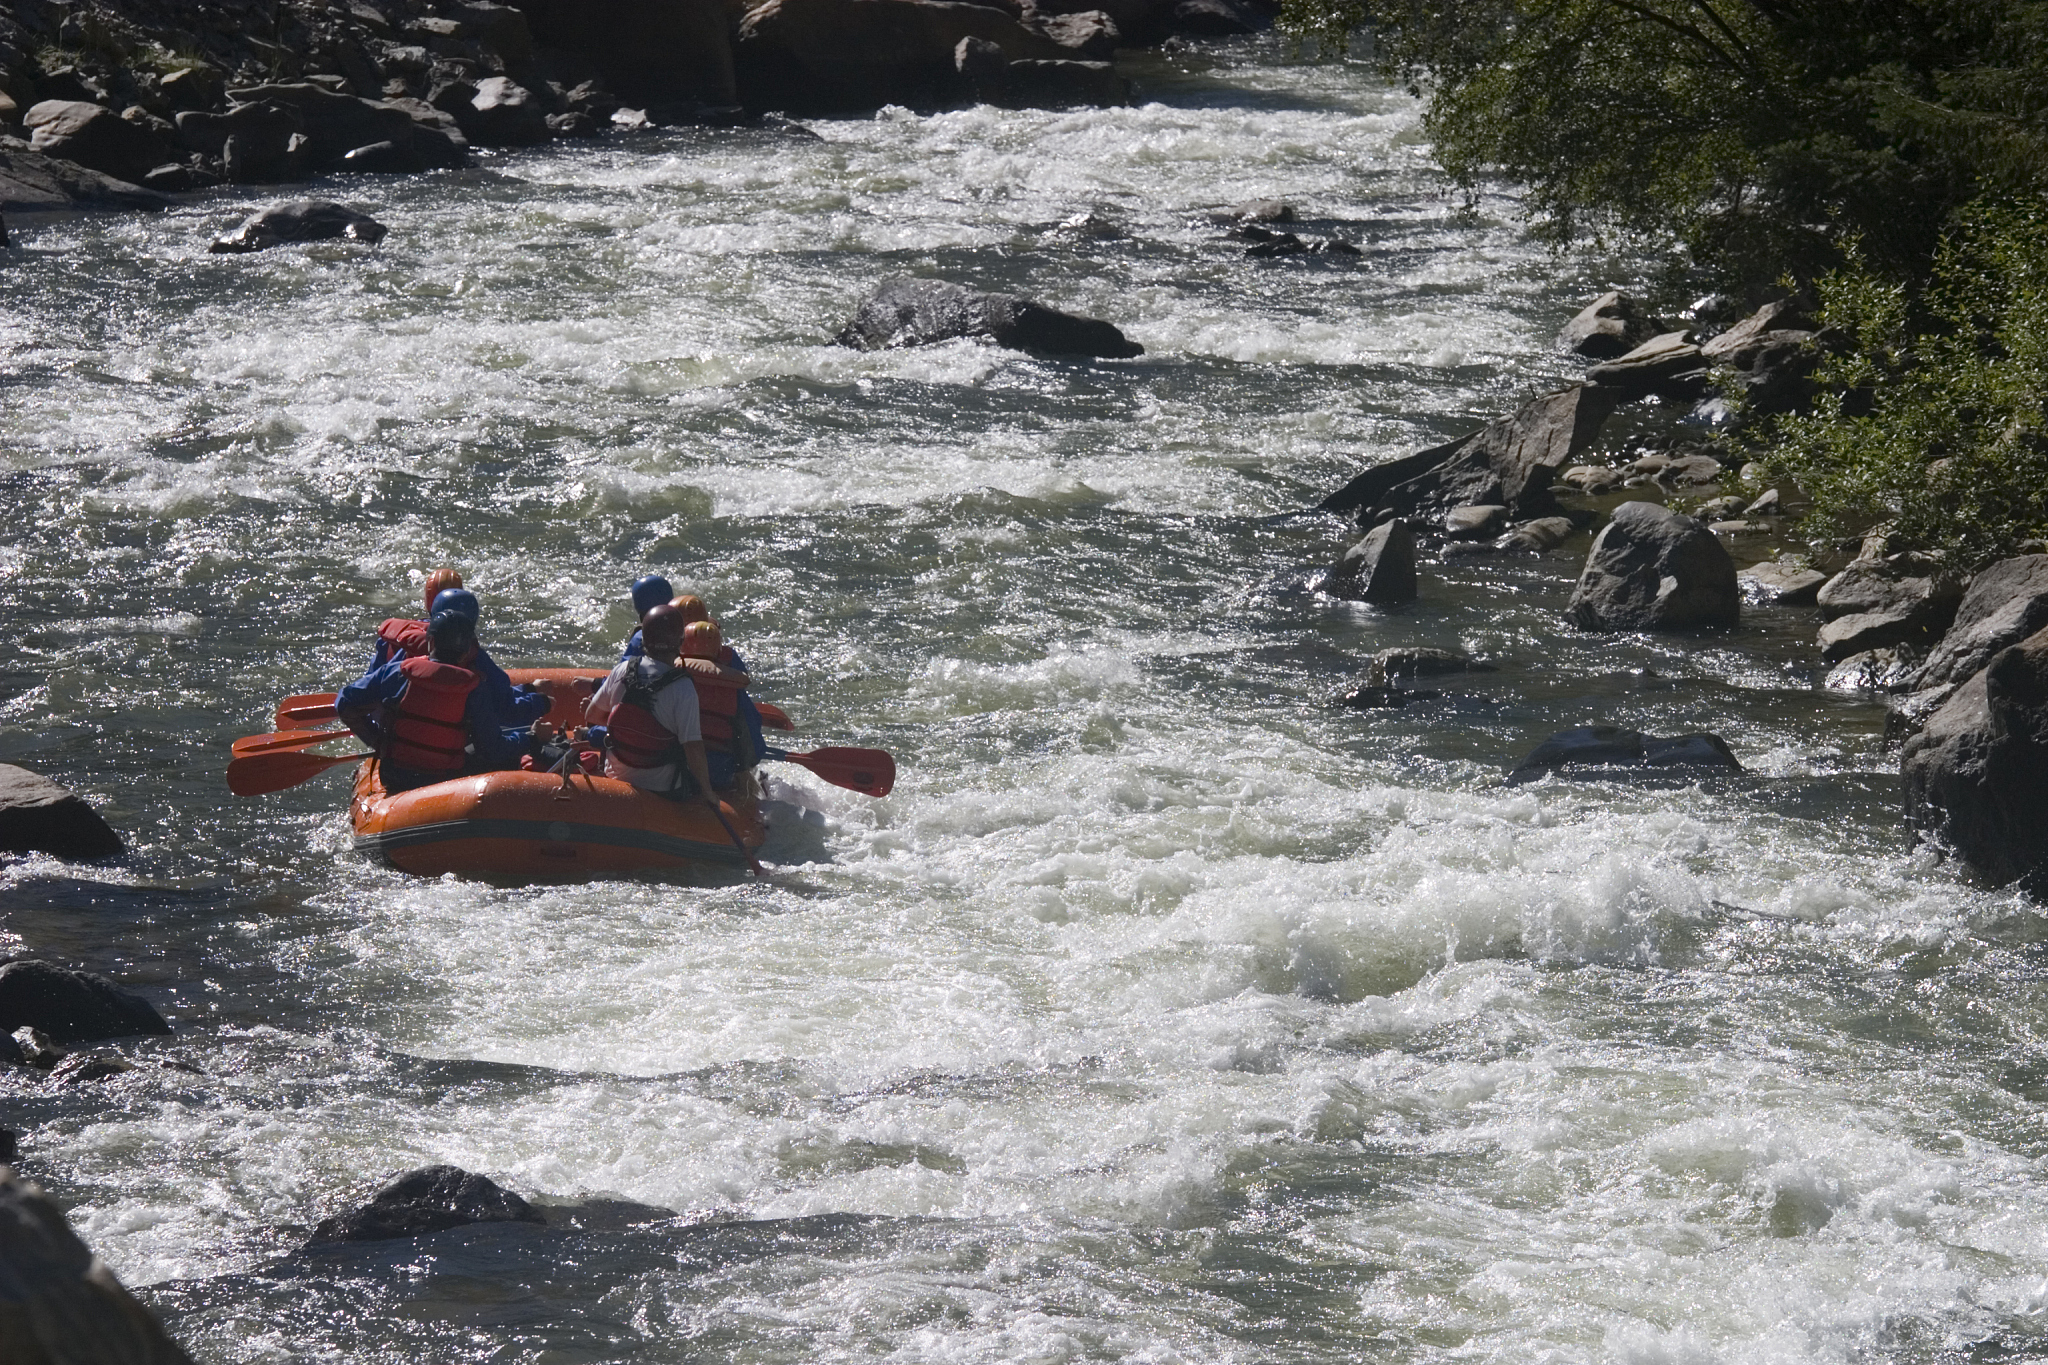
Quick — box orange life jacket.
[377,617,429,659]
[606,665,691,772]
[690,674,757,767]
[385,658,479,772]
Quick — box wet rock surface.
[210,199,390,253]
[1325,520,1417,604]
[1558,290,1656,359]
[1914,555,2048,691]
[1568,502,1739,631]
[1815,562,1963,663]
[1505,726,1742,785]
[835,277,1142,357]
[309,1165,547,1245]
[0,765,124,860]
[0,961,170,1045]
[1363,646,1495,685]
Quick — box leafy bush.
[1753,203,2048,568]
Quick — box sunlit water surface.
[5,40,2047,1365]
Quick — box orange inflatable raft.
[348,668,765,880]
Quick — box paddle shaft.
[704,797,765,876]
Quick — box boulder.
[309,1165,545,1244]
[219,84,420,166]
[1560,464,1624,494]
[1558,290,1654,360]
[1325,520,1417,604]
[1505,726,1742,785]
[0,766,123,860]
[0,962,169,1045]
[1498,515,1575,553]
[1364,646,1495,686]
[1001,58,1128,107]
[1826,647,1920,693]
[1036,10,1121,56]
[1735,332,1821,414]
[176,101,307,182]
[210,199,389,253]
[1902,625,2048,893]
[1698,297,1812,364]
[1739,561,1826,606]
[157,64,225,111]
[516,0,738,107]
[1567,501,1739,631]
[1171,0,1270,33]
[737,0,1077,113]
[22,100,168,183]
[0,1167,197,1364]
[1815,562,1963,662]
[1319,385,1616,524]
[1915,555,2048,691]
[465,76,550,146]
[836,277,1141,357]
[1585,331,1706,400]
[50,1051,138,1086]
[449,1,536,65]
[1443,504,1507,539]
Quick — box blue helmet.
[427,609,475,644]
[630,574,673,616]
[430,588,480,622]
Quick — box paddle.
[703,797,765,876]
[275,699,338,729]
[232,728,347,756]
[756,701,794,731]
[228,748,370,796]
[763,746,895,798]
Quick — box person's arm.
[619,629,644,664]
[584,666,625,727]
[682,740,714,799]
[336,663,403,749]
[681,656,749,685]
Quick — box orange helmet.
[671,594,710,624]
[681,620,722,659]
[422,566,463,615]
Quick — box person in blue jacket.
[617,574,677,663]
[337,611,531,792]
[426,588,554,727]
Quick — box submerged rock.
[309,1165,546,1244]
[1568,501,1739,631]
[210,200,389,253]
[1505,726,1742,785]
[1325,520,1417,604]
[0,765,124,859]
[835,277,1142,357]
[0,1166,197,1364]
[0,962,170,1045]
[1902,625,2048,894]
[1364,646,1495,686]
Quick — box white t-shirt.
[590,657,702,790]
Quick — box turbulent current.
[6,40,2048,1365]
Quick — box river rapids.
[4,40,2048,1365]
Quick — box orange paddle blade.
[232,728,346,756]
[768,746,895,798]
[755,701,795,731]
[275,701,338,729]
[227,749,367,796]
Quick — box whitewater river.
[5,39,2048,1365]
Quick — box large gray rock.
[1568,501,1739,631]
[0,767,123,860]
[1558,290,1654,360]
[210,199,389,253]
[1815,562,1963,663]
[0,962,170,1044]
[1319,385,1615,524]
[1698,297,1812,363]
[1505,726,1741,785]
[465,77,550,147]
[1740,560,1827,606]
[309,1165,545,1244]
[218,84,466,170]
[1325,520,1417,604]
[22,101,168,183]
[176,102,306,182]
[1902,625,2048,893]
[836,277,1141,357]
[0,1167,196,1364]
[1586,331,1706,400]
[0,143,166,213]
[1916,555,2048,690]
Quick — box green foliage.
[1280,0,2048,289]
[1755,203,2048,568]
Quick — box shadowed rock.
[1916,555,2048,690]
[1364,646,1495,686]
[210,200,389,253]
[1325,520,1417,604]
[23,101,169,183]
[309,1166,545,1245]
[1568,502,1738,631]
[836,278,1142,357]
[0,1167,196,1364]
[0,962,169,1044]
[1558,290,1655,359]
[1816,561,1963,663]
[1505,726,1741,785]
[0,144,168,213]
[0,766,123,860]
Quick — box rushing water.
[4,38,2048,1365]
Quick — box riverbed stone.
[1568,501,1738,631]
[1915,554,2048,691]
[1585,331,1704,399]
[1698,297,1812,363]
[836,277,1142,357]
[1326,520,1417,604]
[0,765,124,860]
[736,0,1074,114]
[0,1166,197,1364]
[1364,646,1495,686]
[1902,625,2048,893]
[1443,504,1506,539]
[0,962,170,1045]
[1815,562,1963,662]
[1498,515,1575,553]
[1826,647,1921,692]
[22,100,168,183]
[210,199,390,253]
[466,76,550,145]
[50,1051,138,1086]
[309,1165,546,1244]
[1740,561,1826,606]
[1504,725,1741,784]
[1558,290,1654,359]
[220,83,423,166]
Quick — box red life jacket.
[385,658,479,772]
[377,617,429,660]
[606,665,692,771]
[691,674,757,766]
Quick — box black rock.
[836,278,1141,358]
[309,1165,546,1244]
[0,962,170,1045]
[1325,519,1417,604]
[210,199,389,253]
[1365,646,1496,685]
[51,1051,138,1086]
[0,1130,15,1163]
[1505,726,1742,785]
[1568,501,1739,631]
[0,765,124,859]
[464,76,550,146]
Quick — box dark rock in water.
[997,58,1129,108]
[1558,290,1656,360]
[1498,515,1575,553]
[309,1165,546,1244]
[0,1032,25,1068]
[836,277,1141,357]
[1209,198,1293,225]
[0,1166,198,1364]
[1568,501,1739,631]
[1443,504,1507,540]
[1505,725,1742,785]
[1740,561,1827,606]
[1325,520,1417,604]
[210,200,390,254]
[1172,0,1270,34]
[0,962,170,1044]
[176,101,309,182]
[140,162,209,192]
[23,101,170,184]
[1916,555,2048,691]
[0,143,169,214]
[0,1130,15,1163]
[1815,562,1963,663]
[50,1051,138,1086]
[1826,647,1921,693]
[219,83,436,168]
[1696,495,1748,521]
[1903,625,2048,894]
[1337,684,1439,709]
[546,111,601,138]
[465,76,551,146]
[1364,646,1495,686]
[519,0,738,110]
[1036,10,1121,58]
[12,1028,65,1069]
[0,766,124,860]
[1320,385,1615,525]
